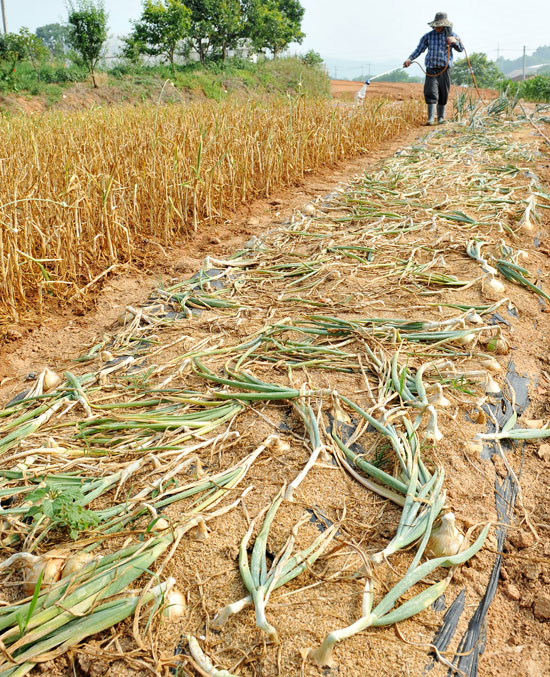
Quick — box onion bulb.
[23,551,65,596]
[43,368,62,391]
[464,309,483,325]
[428,383,451,408]
[453,332,475,346]
[151,517,170,531]
[266,435,291,453]
[192,519,209,541]
[117,310,135,326]
[486,336,509,355]
[482,273,505,295]
[301,203,317,216]
[427,513,464,558]
[480,356,501,372]
[162,588,186,620]
[465,439,484,454]
[484,374,501,394]
[425,406,443,442]
[61,553,99,579]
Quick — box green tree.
[19,28,50,80]
[373,69,421,83]
[453,53,503,89]
[185,0,218,63]
[0,32,27,82]
[211,0,244,61]
[124,0,191,72]
[66,0,108,88]
[300,49,323,67]
[35,23,69,59]
[245,0,304,58]
[185,0,243,63]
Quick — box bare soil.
[330,79,499,102]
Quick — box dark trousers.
[424,68,451,105]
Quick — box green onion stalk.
[0,578,174,677]
[0,462,256,673]
[0,360,134,457]
[330,396,445,561]
[185,635,236,677]
[495,258,550,303]
[90,435,271,539]
[284,401,327,501]
[309,524,490,667]
[0,533,178,672]
[73,400,243,449]
[212,486,338,641]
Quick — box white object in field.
[355,83,368,103]
[354,68,401,104]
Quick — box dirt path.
[1,113,550,677]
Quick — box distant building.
[508,63,550,81]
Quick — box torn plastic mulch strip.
[423,590,465,674]
[306,505,335,533]
[425,359,527,676]
[447,456,521,676]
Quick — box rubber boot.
[437,104,446,124]
[426,104,436,126]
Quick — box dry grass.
[0,97,423,321]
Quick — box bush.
[40,64,88,83]
[300,50,323,67]
[519,75,550,102]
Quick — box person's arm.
[450,32,464,52]
[404,34,428,67]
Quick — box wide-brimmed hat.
[428,12,452,29]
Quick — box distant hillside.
[497,45,550,74]
[0,58,330,114]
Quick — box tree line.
[0,0,306,87]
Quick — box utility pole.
[522,45,526,81]
[1,0,7,35]
[496,44,499,61]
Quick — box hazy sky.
[5,0,550,76]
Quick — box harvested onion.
[480,356,501,372]
[61,553,99,579]
[482,273,505,295]
[162,588,186,620]
[43,368,62,391]
[428,383,450,408]
[266,435,291,453]
[486,336,509,355]
[453,332,475,346]
[23,551,65,596]
[484,374,501,394]
[427,513,464,558]
[425,406,443,442]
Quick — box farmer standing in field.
[403,11,463,125]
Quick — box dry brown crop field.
[0,97,422,322]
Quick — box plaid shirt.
[409,30,463,69]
